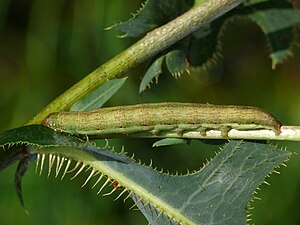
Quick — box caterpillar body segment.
[43,102,282,137]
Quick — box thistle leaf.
[113,0,300,91]
[139,55,165,93]
[165,50,187,79]
[0,126,291,224]
[112,0,194,37]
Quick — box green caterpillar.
[43,102,282,137]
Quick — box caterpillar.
[43,102,282,137]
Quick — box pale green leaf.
[139,55,165,93]
[70,77,127,111]
[152,138,188,147]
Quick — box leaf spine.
[81,169,96,188]
[97,178,110,195]
[92,174,104,189]
[114,188,128,201]
[129,196,143,210]
[48,154,56,177]
[39,154,45,176]
[67,161,81,174]
[36,154,40,173]
[70,163,85,180]
[103,186,118,197]
[123,190,133,203]
[56,156,65,178]
[138,201,150,210]
[61,159,72,180]
[156,210,164,220]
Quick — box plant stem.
[90,126,300,142]
[27,0,244,125]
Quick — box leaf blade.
[139,55,165,93]
[70,77,127,111]
[152,138,188,147]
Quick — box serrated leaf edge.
[245,144,292,225]
[105,0,149,38]
[31,144,196,225]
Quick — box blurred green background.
[1,1,300,225]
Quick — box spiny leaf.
[0,126,291,224]
[139,50,188,93]
[114,0,300,92]
[139,55,164,93]
[0,125,122,209]
[165,50,187,78]
[29,140,289,225]
[132,193,173,225]
[112,0,194,37]
[152,138,188,147]
[0,145,27,171]
[0,125,86,207]
[0,125,85,149]
[136,141,291,225]
[0,125,84,172]
[244,1,300,68]
[70,77,127,111]
[15,155,34,212]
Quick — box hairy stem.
[27,0,244,125]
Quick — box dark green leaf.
[245,1,300,68]
[165,50,187,78]
[0,125,84,172]
[115,0,300,92]
[0,125,84,148]
[112,0,194,37]
[14,155,33,213]
[0,145,26,171]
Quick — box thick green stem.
[27,0,244,125]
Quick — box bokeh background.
[1,1,300,225]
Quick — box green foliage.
[0,126,290,224]
[1,0,300,225]
[139,56,164,93]
[70,77,127,111]
[165,50,187,78]
[0,125,86,209]
[245,2,300,68]
[112,0,194,37]
[117,0,300,92]
[0,125,84,149]
[152,138,188,147]
[139,50,187,93]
